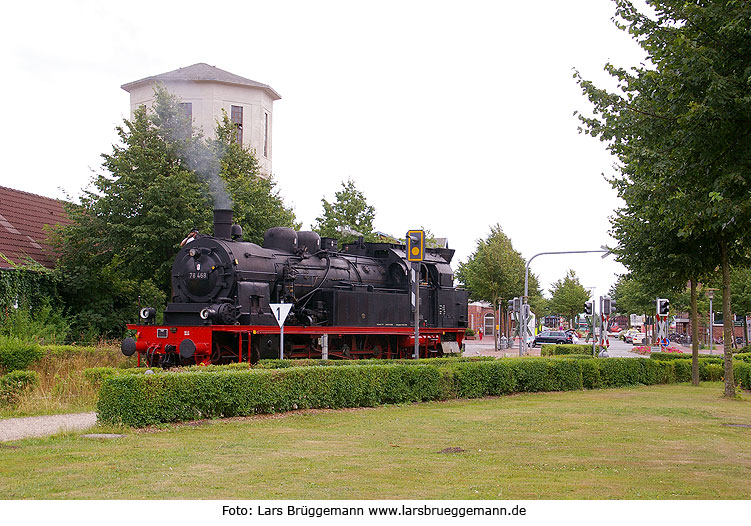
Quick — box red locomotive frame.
[127,323,465,366]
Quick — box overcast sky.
[0,0,651,302]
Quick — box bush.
[0,302,71,344]
[733,353,751,363]
[541,344,598,356]
[0,336,44,372]
[97,357,700,427]
[98,364,443,426]
[650,352,715,361]
[254,356,494,369]
[735,362,751,390]
[0,370,40,404]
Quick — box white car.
[631,333,647,345]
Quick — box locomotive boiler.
[122,209,468,366]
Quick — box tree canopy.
[313,179,377,246]
[548,270,590,327]
[575,0,751,396]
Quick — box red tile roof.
[0,186,72,269]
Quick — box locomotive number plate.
[157,329,168,338]
[189,272,208,280]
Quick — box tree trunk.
[720,241,736,398]
[690,279,699,386]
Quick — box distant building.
[122,63,281,175]
[0,185,71,270]
[468,301,496,339]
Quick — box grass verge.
[0,346,135,418]
[1,382,750,499]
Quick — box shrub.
[649,352,722,362]
[98,364,443,426]
[541,344,598,356]
[447,361,516,398]
[579,360,601,389]
[254,356,493,369]
[97,356,703,427]
[0,370,40,404]
[0,336,44,372]
[733,353,751,363]
[735,362,751,390]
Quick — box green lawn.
[1,382,750,499]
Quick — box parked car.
[532,331,573,347]
[623,329,640,343]
[631,333,647,345]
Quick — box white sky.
[0,0,651,301]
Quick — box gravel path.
[0,412,96,442]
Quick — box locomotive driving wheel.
[211,342,237,364]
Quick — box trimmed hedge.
[0,337,43,372]
[735,362,751,390]
[650,352,723,362]
[540,344,601,356]
[98,357,704,427]
[733,352,751,363]
[254,356,494,369]
[98,364,443,426]
[0,370,40,404]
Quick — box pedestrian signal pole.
[407,230,425,359]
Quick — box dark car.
[533,331,573,347]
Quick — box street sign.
[269,303,293,360]
[269,303,293,328]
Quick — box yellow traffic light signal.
[406,230,424,262]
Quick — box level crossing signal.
[656,298,670,315]
[601,296,617,315]
[584,301,593,315]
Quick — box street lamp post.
[522,249,611,356]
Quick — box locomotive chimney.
[213,209,233,239]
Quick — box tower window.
[179,102,192,122]
[263,112,269,157]
[231,105,243,144]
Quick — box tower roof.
[121,63,281,100]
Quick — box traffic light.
[609,300,617,315]
[584,301,593,315]
[513,297,521,313]
[602,296,611,315]
[508,299,515,313]
[406,230,424,262]
[657,298,670,315]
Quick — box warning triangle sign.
[269,303,293,328]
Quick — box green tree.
[548,270,590,329]
[575,0,751,396]
[456,225,542,350]
[54,88,296,336]
[313,179,377,246]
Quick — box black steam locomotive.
[122,209,468,366]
